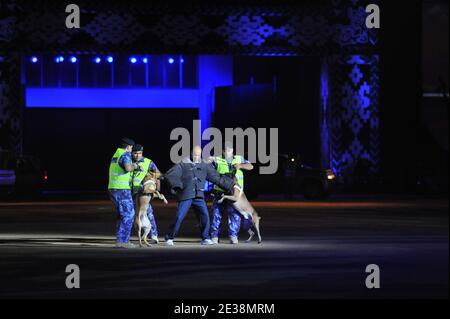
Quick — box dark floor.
[0,195,448,299]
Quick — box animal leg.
[155,191,168,204]
[246,228,255,242]
[253,216,262,244]
[138,223,144,247]
[138,196,150,247]
[218,195,237,204]
[143,227,152,247]
[134,200,143,247]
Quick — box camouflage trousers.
[109,189,135,243]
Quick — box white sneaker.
[151,236,159,244]
[115,242,138,249]
[165,239,174,246]
[230,236,239,244]
[211,237,219,244]
[200,239,214,245]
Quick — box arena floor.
[0,196,448,298]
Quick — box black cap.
[132,144,143,152]
[121,137,135,146]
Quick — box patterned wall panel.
[327,55,380,176]
[0,55,8,151]
[1,0,378,54]
[0,52,22,154]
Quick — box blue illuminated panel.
[26,88,199,108]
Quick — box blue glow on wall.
[320,59,330,170]
[197,56,233,136]
[25,55,233,143]
[26,88,199,108]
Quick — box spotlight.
[106,56,114,63]
[129,57,137,64]
[142,57,148,64]
[69,56,77,63]
[168,58,174,64]
[94,57,101,64]
[180,57,184,63]
[326,169,335,180]
[30,56,38,63]
[55,56,64,63]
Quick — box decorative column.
[327,55,380,177]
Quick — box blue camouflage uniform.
[132,159,159,237]
[240,216,253,233]
[109,151,135,243]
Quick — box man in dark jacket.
[163,145,235,245]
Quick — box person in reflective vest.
[131,144,161,244]
[210,142,253,244]
[108,137,143,248]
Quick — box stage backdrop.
[0,0,381,180]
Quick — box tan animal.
[217,173,262,243]
[135,170,168,247]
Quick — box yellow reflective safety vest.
[108,148,131,190]
[131,157,152,193]
[214,155,244,191]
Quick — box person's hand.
[233,163,241,170]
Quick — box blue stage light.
[69,56,77,63]
[55,56,64,63]
[180,57,184,63]
[30,56,38,63]
[142,57,148,64]
[94,57,101,64]
[168,58,174,64]
[129,57,137,64]
[106,56,114,63]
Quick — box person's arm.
[205,163,235,193]
[163,163,184,193]
[207,156,220,170]
[120,152,140,172]
[124,162,140,172]
[235,163,253,171]
[234,157,253,171]
[149,161,159,173]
